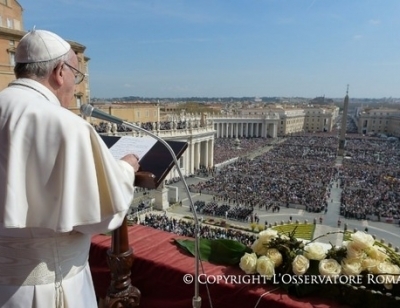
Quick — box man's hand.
[121,154,140,172]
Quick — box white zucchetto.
[15,29,71,63]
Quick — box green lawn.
[271,223,315,241]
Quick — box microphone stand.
[119,120,202,308]
[81,103,202,308]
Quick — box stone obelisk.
[338,85,349,156]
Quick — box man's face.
[58,50,77,108]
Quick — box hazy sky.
[18,0,400,99]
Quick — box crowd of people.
[339,138,400,221]
[92,117,399,224]
[213,137,273,164]
[193,200,253,222]
[141,213,256,246]
[189,134,399,223]
[189,136,336,219]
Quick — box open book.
[101,135,188,189]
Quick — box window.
[14,20,21,30]
[9,52,15,66]
[6,18,13,29]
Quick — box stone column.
[190,141,195,174]
[235,122,238,138]
[185,149,190,176]
[194,142,200,169]
[203,140,209,168]
[154,184,169,210]
[208,138,214,167]
[262,121,266,138]
[273,123,277,138]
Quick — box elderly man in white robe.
[0,29,139,307]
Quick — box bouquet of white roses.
[175,227,400,307]
[242,228,400,287]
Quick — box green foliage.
[326,245,348,264]
[174,238,252,265]
[266,227,306,274]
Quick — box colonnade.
[213,120,278,138]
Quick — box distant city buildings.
[234,104,339,136]
[356,107,400,137]
[2,1,399,140]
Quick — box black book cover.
[101,135,188,188]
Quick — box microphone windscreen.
[80,104,94,117]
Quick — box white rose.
[361,257,380,273]
[258,229,278,243]
[251,239,269,256]
[319,259,341,277]
[341,258,363,276]
[265,248,283,267]
[304,243,327,261]
[350,231,375,250]
[292,255,310,275]
[256,256,275,279]
[375,262,400,276]
[251,229,279,256]
[279,234,290,241]
[374,262,400,288]
[239,252,258,274]
[365,245,389,262]
[346,241,367,260]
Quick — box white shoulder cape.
[0,79,134,233]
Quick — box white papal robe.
[0,79,135,307]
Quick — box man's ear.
[52,62,65,86]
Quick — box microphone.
[80,104,203,308]
[80,104,123,125]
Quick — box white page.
[109,136,157,161]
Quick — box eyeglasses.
[64,62,86,85]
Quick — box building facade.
[0,0,90,108]
[210,104,339,138]
[356,107,400,137]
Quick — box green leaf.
[174,238,252,265]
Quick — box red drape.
[89,224,350,308]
